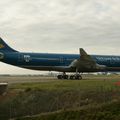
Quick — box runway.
[0,74,120,84]
[0,76,56,84]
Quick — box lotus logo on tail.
[0,44,4,49]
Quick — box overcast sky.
[0,0,120,74]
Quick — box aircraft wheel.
[63,75,68,79]
[70,75,74,80]
[75,75,82,80]
[57,75,63,79]
[75,75,79,80]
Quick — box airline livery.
[0,37,120,80]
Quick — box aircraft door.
[18,54,31,62]
[23,55,31,62]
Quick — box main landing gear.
[57,73,82,80]
[69,74,82,80]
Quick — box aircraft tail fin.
[0,38,17,52]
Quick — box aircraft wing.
[69,48,106,71]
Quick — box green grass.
[15,100,120,120]
[11,79,119,91]
[1,76,120,120]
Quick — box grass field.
[0,74,120,120]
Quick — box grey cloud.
[0,0,120,74]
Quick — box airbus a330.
[0,37,120,80]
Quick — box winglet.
[79,48,96,63]
[79,48,88,56]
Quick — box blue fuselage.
[2,51,120,72]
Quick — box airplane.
[0,37,120,80]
